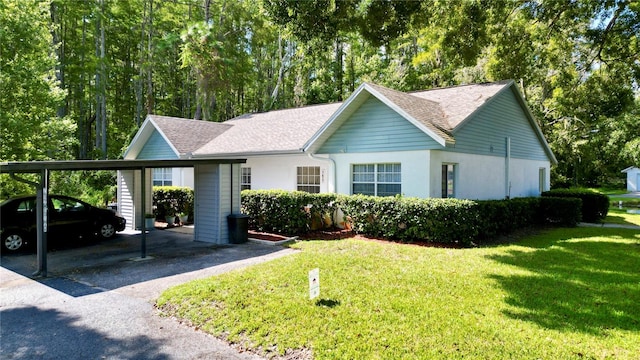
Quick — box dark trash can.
[227,214,249,244]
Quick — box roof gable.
[123,115,231,159]
[304,83,452,153]
[317,96,443,154]
[137,130,179,160]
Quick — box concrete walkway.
[1,231,297,360]
[578,222,640,230]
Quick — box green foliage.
[543,189,609,223]
[242,191,584,246]
[153,186,194,219]
[338,194,480,245]
[474,198,542,239]
[0,0,76,165]
[538,196,583,227]
[3,0,639,196]
[241,190,338,234]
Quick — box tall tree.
[0,0,75,163]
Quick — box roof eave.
[191,149,305,158]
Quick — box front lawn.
[157,228,640,359]
[605,208,640,226]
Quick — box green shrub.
[241,190,338,234]
[543,189,608,223]
[337,195,480,246]
[153,186,194,220]
[240,190,583,246]
[475,197,541,239]
[539,197,582,226]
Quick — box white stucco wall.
[430,151,550,200]
[330,150,430,197]
[243,154,334,193]
[169,151,550,201]
[172,167,194,188]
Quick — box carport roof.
[0,158,246,173]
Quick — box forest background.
[1,0,638,203]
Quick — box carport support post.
[140,166,146,259]
[35,169,49,277]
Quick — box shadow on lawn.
[487,228,640,334]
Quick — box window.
[16,199,35,213]
[441,164,456,198]
[352,163,401,196]
[241,167,251,190]
[51,197,85,212]
[297,166,320,193]
[153,168,172,186]
[539,167,546,194]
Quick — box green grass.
[157,228,640,359]
[606,208,640,226]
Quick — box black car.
[1,195,126,252]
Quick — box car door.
[11,198,37,233]
[49,196,91,238]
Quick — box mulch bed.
[248,228,468,248]
[248,227,540,248]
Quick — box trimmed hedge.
[240,190,584,246]
[338,195,480,245]
[241,190,339,234]
[153,186,194,220]
[542,189,608,223]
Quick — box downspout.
[505,137,511,199]
[307,152,336,193]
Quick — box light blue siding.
[451,89,549,161]
[317,96,442,154]
[137,130,178,159]
[194,164,222,244]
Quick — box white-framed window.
[441,164,456,198]
[153,168,172,186]
[297,166,320,193]
[352,163,401,196]
[241,167,251,190]
[539,167,546,194]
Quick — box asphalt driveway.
[1,229,297,359]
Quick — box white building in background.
[622,166,640,192]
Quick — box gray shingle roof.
[410,80,511,129]
[149,81,513,156]
[149,115,232,155]
[193,103,343,155]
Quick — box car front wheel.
[97,223,116,239]
[3,231,26,252]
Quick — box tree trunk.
[145,0,154,115]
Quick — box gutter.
[307,153,336,193]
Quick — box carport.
[0,158,245,277]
